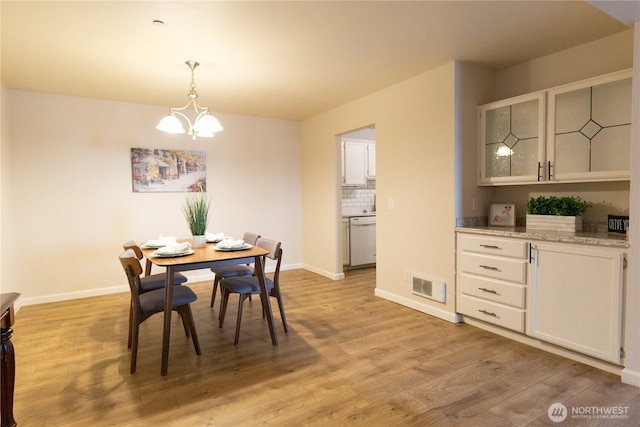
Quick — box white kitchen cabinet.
[528,242,624,364]
[478,92,546,185]
[456,234,528,332]
[366,143,376,179]
[342,139,375,185]
[477,69,632,186]
[342,218,350,266]
[547,69,632,182]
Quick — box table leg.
[161,266,175,376]
[254,255,278,345]
[1,326,17,427]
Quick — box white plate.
[141,243,165,249]
[151,249,195,258]
[214,243,252,252]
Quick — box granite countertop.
[455,226,628,248]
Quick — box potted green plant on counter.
[182,191,210,247]
[526,196,590,232]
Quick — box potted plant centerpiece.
[526,196,590,232]
[182,191,210,248]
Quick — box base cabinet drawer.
[459,234,528,258]
[459,273,526,308]
[458,294,525,333]
[460,252,527,284]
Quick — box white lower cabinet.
[342,218,349,266]
[456,232,625,364]
[457,234,527,332]
[528,242,624,364]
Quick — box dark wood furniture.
[1,292,19,427]
[140,240,275,376]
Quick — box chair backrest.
[119,249,143,296]
[255,238,283,283]
[123,240,144,260]
[242,232,261,246]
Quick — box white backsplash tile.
[342,181,376,214]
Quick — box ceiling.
[0,1,634,121]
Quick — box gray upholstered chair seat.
[139,286,198,313]
[220,276,274,296]
[140,273,188,293]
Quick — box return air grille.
[411,275,446,303]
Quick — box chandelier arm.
[169,109,194,131]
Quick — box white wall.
[301,62,463,321]
[1,90,302,305]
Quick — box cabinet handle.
[479,244,500,249]
[548,161,553,180]
[537,161,542,181]
[478,287,498,294]
[478,309,498,317]
[479,264,500,271]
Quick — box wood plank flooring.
[10,268,640,426]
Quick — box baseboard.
[16,263,306,309]
[18,285,129,309]
[302,264,345,281]
[374,288,461,323]
[621,368,640,387]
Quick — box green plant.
[182,191,210,235]
[526,196,590,216]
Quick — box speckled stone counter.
[455,226,628,248]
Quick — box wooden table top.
[140,239,268,267]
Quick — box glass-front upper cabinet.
[547,69,632,182]
[478,92,546,185]
[478,69,632,186]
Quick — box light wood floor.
[11,268,640,426]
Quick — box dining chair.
[218,237,288,345]
[123,241,189,347]
[119,249,201,374]
[209,232,261,308]
[123,241,188,290]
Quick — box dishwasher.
[349,216,376,267]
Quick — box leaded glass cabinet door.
[478,92,545,185]
[547,69,632,182]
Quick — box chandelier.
[156,60,223,140]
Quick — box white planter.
[192,235,207,248]
[526,214,582,232]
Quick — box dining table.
[140,239,276,376]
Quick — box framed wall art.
[489,203,516,226]
[131,148,206,193]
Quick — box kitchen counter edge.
[455,226,628,249]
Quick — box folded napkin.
[156,242,191,255]
[215,239,246,249]
[206,232,225,242]
[145,235,177,247]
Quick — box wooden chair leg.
[179,305,201,355]
[234,294,248,345]
[130,314,140,374]
[275,292,288,333]
[210,277,220,308]
[179,311,191,337]
[219,289,229,328]
[128,299,134,349]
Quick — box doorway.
[339,126,376,272]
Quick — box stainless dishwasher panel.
[349,216,376,266]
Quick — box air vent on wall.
[411,275,446,303]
